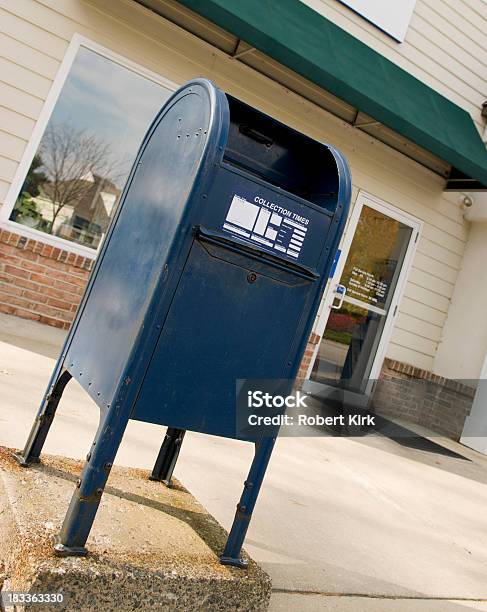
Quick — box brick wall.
[370,359,475,440]
[0,230,92,329]
[297,331,321,381]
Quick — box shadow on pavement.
[301,395,487,487]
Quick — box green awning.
[177,0,487,189]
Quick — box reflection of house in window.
[8,44,171,251]
[36,172,120,248]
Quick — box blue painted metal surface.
[14,79,351,567]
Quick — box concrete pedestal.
[0,447,270,611]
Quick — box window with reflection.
[10,45,172,249]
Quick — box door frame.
[305,190,422,394]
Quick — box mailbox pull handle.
[330,284,347,310]
[195,226,319,282]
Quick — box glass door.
[307,193,420,396]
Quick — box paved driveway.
[1,313,486,610]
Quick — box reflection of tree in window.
[10,45,171,248]
[13,122,121,247]
[11,154,48,230]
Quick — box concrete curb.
[0,447,271,611]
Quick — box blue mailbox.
[14,79,351,567]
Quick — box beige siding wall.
[302,0,487,132]
[0,0,472,373]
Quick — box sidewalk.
[1,313,487,611]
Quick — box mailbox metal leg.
[53,407,130,557]
[149,427,186,486]
[220,437,276,568]
[13,369,72,467]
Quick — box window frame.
[1,33,178,258]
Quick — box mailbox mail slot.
[14,79,351,567]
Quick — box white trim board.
[336,0,417,42]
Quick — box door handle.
[330,284,347,310]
